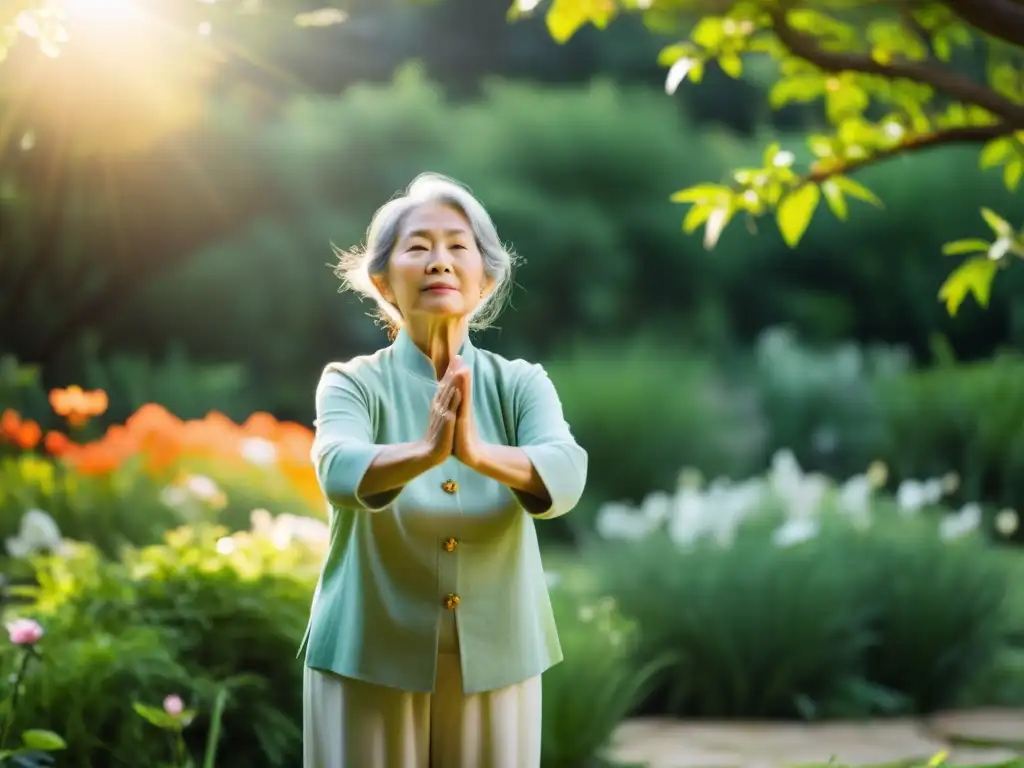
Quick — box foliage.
[750,325,910,479]
[0,382,649,765]
[544,339,759,533]
[0,385,324,562]
[872,352,1024,534]
[590,451,1013,718]
[521,0,1024,314]
[540,583,670,768]
[0,622,66,768]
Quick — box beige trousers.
[302,616,542,768]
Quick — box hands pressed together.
[423,356,482,468]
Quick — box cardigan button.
[443,537,458,553]
[444,593,460,610]
[441,480,458,494]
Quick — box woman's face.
[377,202,492,325]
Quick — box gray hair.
[334,173,520,335]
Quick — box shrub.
[544,338,759,537]
[874,353,1024,539]
[749,326,911,480]
[541,578,669,768]
[590,451,1013,719]
[3,515,643,767]
[5,520,322,768]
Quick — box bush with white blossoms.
[585,450,1013,720]
[595,449,994,549]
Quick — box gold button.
[443,537,457,553]
[444,593,460,611]
[441,480,458,494]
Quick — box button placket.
[437,464,463,643]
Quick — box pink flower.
[163,694,184,717]
[6,618,43,646]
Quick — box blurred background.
[3,0,1024,765]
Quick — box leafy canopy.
[512,0,1024,315]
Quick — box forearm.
[466,442,551,504]
[357,441,437,498]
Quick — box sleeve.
[311,366,399,512]
[513,363,589,520]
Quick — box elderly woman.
[298,173,588,768]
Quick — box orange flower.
[44,431,74,456]
[1,409,42,450]
[49,386,109,427]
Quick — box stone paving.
[608,709,1024,768]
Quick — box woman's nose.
[426,251,453,272]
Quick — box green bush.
[5,524,317,767]
[0,455,178,560]
[874,353,1024,533]
[541,580,669,768]
[749,325,910,480]
[2,517,648,767]
[589,452,1014,719]
[544,338,760,537]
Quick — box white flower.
[240,437,277,467]
[185,475,221,501]
[5,509,63,559]
[772,517,820,548]
[940,503,981,541]
[896,478,943,514]
[595,501,656,541]
[216,536,237,555]
[995,508,1019,537]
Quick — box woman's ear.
[481,276,496,299]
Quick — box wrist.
[413,440,446,470]
[461,440,489,471]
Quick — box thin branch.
[944,0,1024,50]
[768,6,1024,127]
[804,122,1013,184]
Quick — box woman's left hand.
[450,356,482,467]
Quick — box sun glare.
[62,0,145,25]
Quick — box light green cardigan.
[297,329,588,694]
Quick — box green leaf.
[938,257,998,315]
[832,175,882,207]
[718,53,742,78]
[545,0,605,43]
[768,75,824,109]
[21,730,66,751]
[1005,158,1022,191]
[657,43,690,67]
[942,239,991,256]
[981,207,1012,237]
[979,138,1009,170]
[691,17,724,49]
[133,702,182,731]
[682,203,711,233]
[821,180,847,220]
[776,184,820,247]
[670,184,731,204]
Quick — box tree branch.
[804,122,1013,184]
[944,0,1024,50]
[768,6,1024,128]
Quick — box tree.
[513,0,1024,315]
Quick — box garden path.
[608,709,1024,767]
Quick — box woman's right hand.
[423,367,462,465]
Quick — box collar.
[392,327,476,381]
